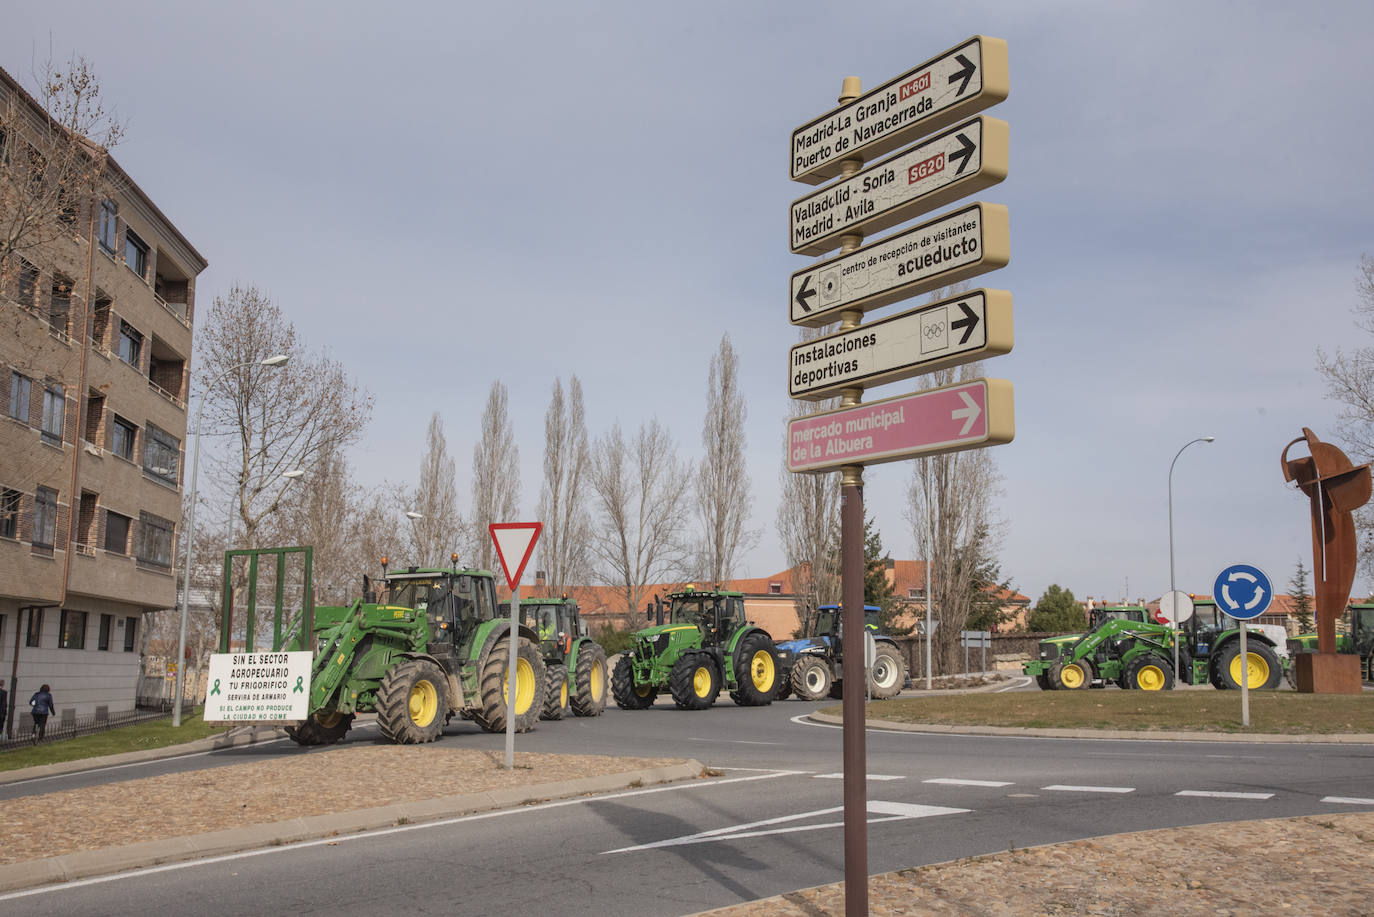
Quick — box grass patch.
[0,709,230,772]
[827,691,1374,733]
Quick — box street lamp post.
[405,511,424,566]
[172,354,289,727]
[1168,436,1215,680]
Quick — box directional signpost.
[490,522,543,768]
[1213,563,1273,727]
[789,288,1011,399]
[784,37,1011,917]
[791,35,1009,185]
[791,202,1008,326]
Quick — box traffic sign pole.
[490,523,544,769]
[1212,564,1273,728]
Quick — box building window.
[104,509,131,554]
[111,415,136,461]
[34,486,57,549]
[99,613,113,651]
[8,371,30,422]
[59,609,87,649]
[117,320,143,367]
[0,488,19,538]
[25,607,43,647]
[41,383,65,445]
[143,424,180,485]
[17,258,38,308]
[98,198,118,254]
[124,616,138,651]
[137,511,174,569]
[50,276,72,335]
[124,229,149,280]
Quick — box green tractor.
[1286,602,1374,685]
[285,563,547,746]
[1184,598,1286,690]
[517,596,610,720]
[1024,605,1152,690]
[611,586,780,710]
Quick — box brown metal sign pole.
[840,465,868,916]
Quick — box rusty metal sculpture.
[1281,428,1372,693]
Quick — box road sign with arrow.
[790,35,1009,185]
[791,116,1008,256]
[1212,564,1274,621]
[788,289,1012,400]
[790,202,1008,326]
[786,378,1014,473]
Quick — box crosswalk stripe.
[1322,796,1374,805]
[1042,785,1134,794]
[1176,790,1273,800]
[924,778,1013,787]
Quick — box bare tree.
[0,53,123,269]
[470,380,520,573]
[537,376,591,595]
[197,284,373,550]
[589,419,693,614]
[407,412,464,568]
[695,334,758,585]
[1317,255,1374,575]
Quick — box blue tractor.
[774,604,906,701]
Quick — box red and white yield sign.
[488,522,543,590]
[786,379,1014,473]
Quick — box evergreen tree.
[963,524,1015,631]
[862,515,912,635]
[1288,559,1314,631]
[1027,584,1086,633]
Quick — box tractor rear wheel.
[611,654,657,709]
[731,632,779,706]
[1124,654,1174,691]
[1217,641,1282,690]
[1055,658,1094,690]
[792,656,832,701]
[570,643,609,717]
[543,664,569,720]
[376,658,449,744]
[868,644,905,699]
[285,709,355,746]
[1034,672,1054,691]
[670,653,721,710]
[473,636,546,734]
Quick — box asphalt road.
[4,688,1374,916]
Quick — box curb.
[0,757,704,893]
[808,712,1374,744]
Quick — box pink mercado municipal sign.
[786,378,1014,474]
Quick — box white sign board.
[791,117,1008,256]
[790,35,1009,185]
[791,202,1009,326]
[1157,590,1195,625]
[789,289,1012,400]
[203,650,313,722]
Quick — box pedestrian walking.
[29,684,54,743]
[0,678,8,737]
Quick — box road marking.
[814,773,905,780]
[1176,790,1274,800]
[1042,785,1135,794]
[602,800,969,854]
[924,778,1013,787]
[0,768,807,902]
[689,738,783,746]
[1322,796,1374,805]
[995,676,1032,692]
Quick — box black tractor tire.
[611,654,657,710]
[285,709,355,746]
[542,663,570,720]
[376,658,449,744]
[731,632,779,706]
[828,680,845,700]
[1216,641,1283,690]
[1124,654,1175,691]
[792,656,833,700]
[1034,672,1054,691]
[669,652,721,710]
[774,669,794,700]
[868,644,905,699]
[472,637,546,734]
[570,643,609,717]
[1056,658,1094,690]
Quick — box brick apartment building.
[0,66,207,733]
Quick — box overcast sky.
[8,1,1374,606]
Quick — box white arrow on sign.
[790,202,1009,326]
[791,116,1008,256]
[790,34,1009,185]
[952,390,981,435]
[788,289,1012,401]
